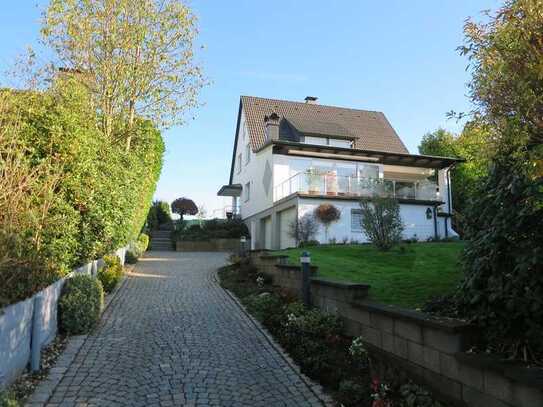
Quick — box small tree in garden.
[313,204,341,243]
[359,197,403,251]
[171,197,198,220]
[147,200,172,229]
[288,213,319,246]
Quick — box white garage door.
[278,207,297,249]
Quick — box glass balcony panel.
[273,172,439,202]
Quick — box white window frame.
[351,209,363,232]
[244,182,251,202]
[245,144,251,165]
[304,136,352,149]
[236,153,242,174]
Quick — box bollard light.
[240,236,246,243]
[300,251,311,264]
[300,251,311,307]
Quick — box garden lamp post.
[300,251,311,307]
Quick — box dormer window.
[304,136,352,148]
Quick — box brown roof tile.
[241,96,409,154]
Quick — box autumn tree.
[42,0,206,150]
[171,197,198,220]
[454,0,543,362]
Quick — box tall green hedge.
[0,78,164,307]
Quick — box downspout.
[443,163,456,238]
[433,205,438,240]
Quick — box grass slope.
[275,242,465,308]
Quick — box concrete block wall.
[176,238,248,252]
[0,246,128,389]
[249,253,543,407]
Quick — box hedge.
[0,77,164,307]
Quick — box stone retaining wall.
[176,238,247,252]
[248,251,543,407]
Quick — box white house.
[218,96,461,250]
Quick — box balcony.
[273,172,440,202]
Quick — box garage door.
[278,207,297,249]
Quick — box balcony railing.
[273,172,440,202]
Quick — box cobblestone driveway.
[39,252,326,406]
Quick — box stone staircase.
[149,229,174,251]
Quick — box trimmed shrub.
[174,218,249,241]
[125,250,139,264]
[137,233,149,253]
[97,255,123,293]
[0,78,163,307]
[59,274,103,334]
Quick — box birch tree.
[42,0,205,151]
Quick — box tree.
[359,197,404,251]
[418,128,458,157]
[455,0,543,362]
[419,125,491,235]
[288,213,318,246]
[147,200,172,229]
[42,0,206,151]
[171,197,198,220]
[313,204,341,243]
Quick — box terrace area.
[273,171,441,202]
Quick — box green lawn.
[274,242,465,309]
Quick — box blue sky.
[0,1,499,218]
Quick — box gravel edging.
[25,265,133,407]
[213,268,335,407]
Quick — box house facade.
[218,96,460,250]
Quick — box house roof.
[241,96,409,154]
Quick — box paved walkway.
[39,252,325,406]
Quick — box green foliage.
[399,381,445,407]
[59,274,104,334]
[125,251,138,264]
[0,390,18,407]
[174,218,249,241]
[275,243,464,308]
[419,125,491,235]
[458,153,543,359]
[0,77,163,306]
[147,201,172,230]
[97,255,123,293]
[336,380,369,407]
[359,197,404,251]
[455,0,543,362]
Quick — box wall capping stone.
[353,300,473,334]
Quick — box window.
[304,136,328,146]
[244,182,251,202]
[329,138,352,149]
[236,153,242,173]
[304,136,352,148]
[351,209,362,232]
[245,144,251,164]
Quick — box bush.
[0,390,18,407]
[288,213,318,246]
[359,196,404,251]
[174,218,249,241]
[244,293,285,332]
[125,250,138,264]
[97,255,123,293]
[59,274,103,334]
[0,78,163,307]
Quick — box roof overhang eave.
[217,184,242,197]
[269,141,464,169]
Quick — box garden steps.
[149,230,174,251]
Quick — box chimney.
[264,112,280,141]
[304,96,318,104]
